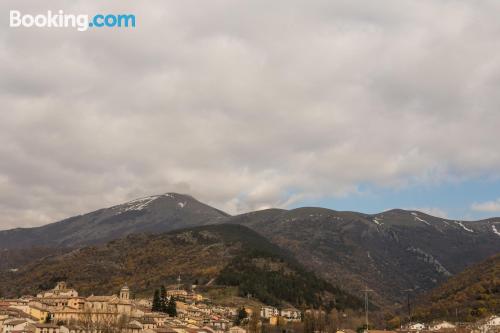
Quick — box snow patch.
[372,217,383,226]
[115,196,160,213]
[178,202,186,208]
[412,212,430,226]
[492,224,500,237]
[455,221,474,233]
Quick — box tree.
[152,289,161,312]
[235,307,248,325]
[167,296,177,317]
[160,285,168,313]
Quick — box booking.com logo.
[9,10,136,31]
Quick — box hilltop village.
[0,282,499,333]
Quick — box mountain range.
[0,192,499,307]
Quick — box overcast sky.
[1,0,500,230]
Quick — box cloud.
[1,1,500,229]
[471,199,500,212]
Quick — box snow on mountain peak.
[454,221,474,233]
[111,195,161,214]
[492,224,500,237]
[411,212,431,226]
[372,217,383,226]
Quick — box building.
[280,308,301,322]
[37,283,78,299]
[478,316,500,333]
[229,326,246,333]
[26,323,60,333]
[3,318,33,333]
[430,321,456,331]
[260,307,278,319]
[408,323,426,331]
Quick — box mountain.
[413,253,500,322]
[223,208,500,306]
[0,193,499,307]
[0,193,228,249]
[0,247,69,271]
[0,224,362,311]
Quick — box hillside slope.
[224,208,500,306]
[0,193,498,307]
[0,224,361,311]
[0,193,228,249]
[413,253,500,322]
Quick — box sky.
[1,0,500,230]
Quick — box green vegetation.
[217,250,363,311]
[152,289,161,311]
[413,253,500,322]
[0,223,361,312]
[151,286,177,316]
[234,307,248,325]
[167,296,177,317]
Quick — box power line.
[401,289,413,326]
[361,287,374,333]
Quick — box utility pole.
[402,289,413,327]
[361,287,373,333]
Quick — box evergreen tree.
[235,307,248,325]
[152,289,161,312]
[160,285,168,313]
[167,296,177,317]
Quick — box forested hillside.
[413,253,500,322]
[0,224,362,311]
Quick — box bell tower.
[120,284,130,300]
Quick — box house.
[260,307,279,319]
[478,316,500,333]
[59,324,86,333]
[145,313,168,326]
[136,299,153,308]
[229,326,247,333]
[167,290,188,299]
[126,322,142,333]
[280,308,301,322]
[207,319,229,331]
[430,321,456,331]
[26,304,51,323]
[485,316,500,327]
[37,283,78,299]
[25,323,60,333]
[140,316,158,330]
[154,326,178,333]
[3,319,32,333]
[408,323,426,331]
